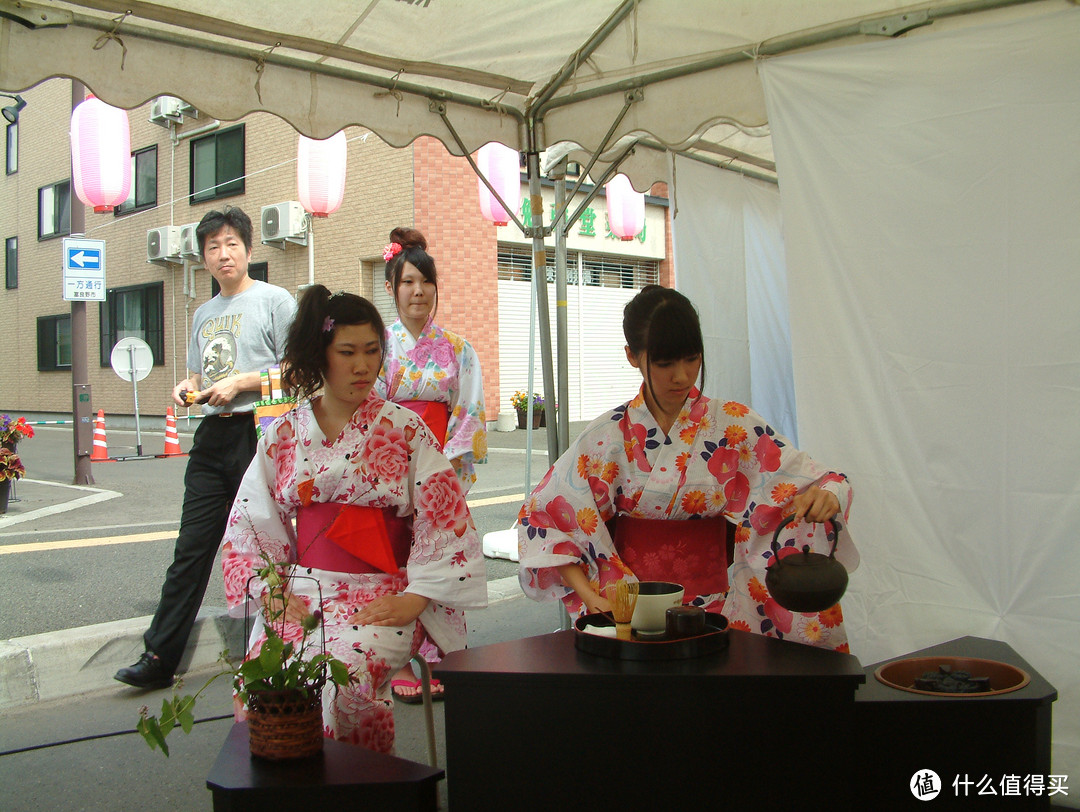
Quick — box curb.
[0,576,525,711]
[0,608,244,711]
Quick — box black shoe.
[114,652,174,689]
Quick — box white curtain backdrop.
[670,156,797,442]
[761,7,1080,795]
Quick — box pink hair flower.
[322,317,335,333]
[382,242,403,261]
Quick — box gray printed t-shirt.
[186,279,296,415]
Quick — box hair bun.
[388,226,427,252]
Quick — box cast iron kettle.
[764,515,847,612]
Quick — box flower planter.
[516,408,544,430]
[246,688,323,760]
[0,479,9,514]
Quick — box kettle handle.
[771,513,843,558]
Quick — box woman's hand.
[349,593,430,627]
[262,589,310,625]
[583,592,613,616]
[791,486,841,524]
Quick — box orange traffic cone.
[161,406,184,457]
[91,409,109,461]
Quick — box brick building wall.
[412,137,501,420]
[1,78,667,428]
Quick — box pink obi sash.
[296,503,411,574]
[613,515,730,598]
[399,400,450,449]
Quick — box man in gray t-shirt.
[115,207,296,689]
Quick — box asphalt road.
[0,420,576,640]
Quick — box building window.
[37,314,72,371]
[190,124,244,203]
[38,180,71,240]
[497,244,658,289]
[115,146,158,215]
[99,282,164,366]
[5,237,15,289]
[210,261,266,298]
[5,121,16,174]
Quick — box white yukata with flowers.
[518,386,858,651]
[376,316,487,493]
[221,394,487,753]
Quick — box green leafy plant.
[136,555,353,756]
[0,448,25,482]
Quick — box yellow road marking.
[0,494,525,554]
[0,531,175,555]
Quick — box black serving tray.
[574,612,729,661]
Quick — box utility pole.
[70,79,93,485]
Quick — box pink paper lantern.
[605,173,645,241]
[476,142,521,226]
[297,132,347,217]
[70,95,131,213]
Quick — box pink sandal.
[391,677,443,704]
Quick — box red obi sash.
[296,503,411,574]
[399,400,450,449]
[613,515,730,598]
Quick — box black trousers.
[143,414,257,673]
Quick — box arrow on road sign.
[69,249,101,268]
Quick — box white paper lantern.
[70,96,131,213]
[476,142,521,226]
[605,173,645,241]
[297,131,347,217]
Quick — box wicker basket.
[246,689,324,760]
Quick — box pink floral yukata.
[221,395,487,752]
[376,316,487,493]
[518,386,858,651]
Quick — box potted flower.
[0,414,35,450]
[511,390,545,429]
[0,447,25,514]
[137,554,354,759]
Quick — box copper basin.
[875,656,1030,697]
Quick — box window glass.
[5,121,16,174]
[116,147,158,214]
[5,236,15,289]
[190,125,244,203]
[98,282,165,366]
[37,314,72,371]
[38,181,71,239]
[57,317,72,367]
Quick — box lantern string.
[481,87,511,120]
[253,42,281,104]
[374,70,404,116]
[92,11,131,70]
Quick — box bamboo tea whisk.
[608,580,639,640]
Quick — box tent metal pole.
[534,0,1045,118]
[551,158,570,452]
[526,150,560,462]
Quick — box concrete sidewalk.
[0,578,558,811]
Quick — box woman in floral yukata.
[374,227,487,701]
[221,286,486,753]
[518,285,859,651]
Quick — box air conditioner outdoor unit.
[147,226,182,263]
[149,96,185,126]
[179,223,201,258]
[261,201,308,246]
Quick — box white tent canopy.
[0,0,1060,187]
[4,1,1079,802]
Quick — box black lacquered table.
[206,722,443,811]
[437,628,866,810]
